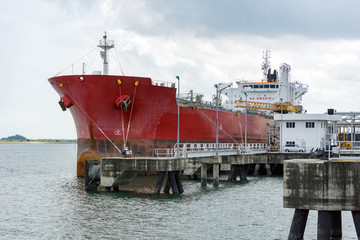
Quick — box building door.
[301,141,306,151]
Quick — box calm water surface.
[0,143,357,239]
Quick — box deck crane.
[234,100,302,113]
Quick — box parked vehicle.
[284,144,305,152]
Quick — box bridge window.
[306,122,315,128]
[270,85,276,88]
[286,122,295,128]
[286,141,295,145]
[243,85,253,90]
[264,85,269,88]
[254,85,259,89]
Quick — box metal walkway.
[154,142,268,158]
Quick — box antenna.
[98,31,114,75]
[261,50,271,80]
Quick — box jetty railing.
[324,140,360,159]
[154,143,268,158]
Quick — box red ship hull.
[49,75,272,176]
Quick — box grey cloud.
[46,0,360,38]
[145,0,360,38]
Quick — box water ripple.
[0,143,358,239]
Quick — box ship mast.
[98,32,114,75]
[261,50,271,81]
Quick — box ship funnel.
[98,32,115,75]
[279,63,291,102]
[279,63,291,85]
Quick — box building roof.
[274,113,342,121]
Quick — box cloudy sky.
[1,0,360,139]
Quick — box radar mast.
[98,32,114,75]
[261,50,271,81]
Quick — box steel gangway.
[154,142,268,158]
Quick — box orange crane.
[234,100,302,113]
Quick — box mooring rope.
[124,81,138,146]
[196,108,239,144]
[53,47,98,77]
[117,80,127,149]
[112,47,125,76]
[238,113,244,144]
[60,83,122,153]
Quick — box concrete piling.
[154,171,166,194]
[228,165,237,181]
[265,163,272,175]
[174,171,184,194]
[331,211,342,238]
[168,171,179,194]
[201,163,207,187]
[287,209,309,240]
[155,171,183,194]
[284,159,360,239]
[352,211,360,238]
[228,165,248,181]
[163,176,171,194]
[239,165,247,181]
[213,163,219,186]
[317,211,332,240]
[253,163,260,175]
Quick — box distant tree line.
[1,134,27,140]
[0,134,76,142]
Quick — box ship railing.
[152,79,176,88]
[177,99,216,109]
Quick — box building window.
[306,122,315,128]
[286,122,295,128]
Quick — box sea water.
[0,143,357,239]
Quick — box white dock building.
[274,113,342,153]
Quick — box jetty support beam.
[331,211,342,238]
[155,171,183,194]
[201,163,207,186]
[287,209,309,240]
[213,163,219,186]
[352,211,360,239]
[154,171,166,194]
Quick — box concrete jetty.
[284,159,360,239]
[85,152,309,193]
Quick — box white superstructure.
[222,50,308,112]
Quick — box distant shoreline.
[0,140,77,144]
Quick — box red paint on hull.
[49,75,272,157]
